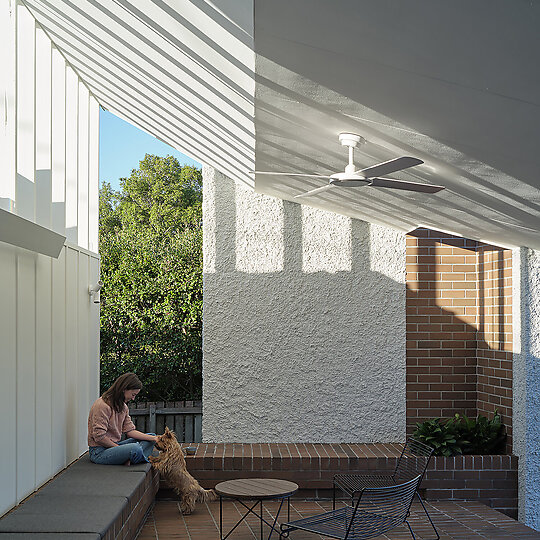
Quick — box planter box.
[422,454,518,519]
[162,443,518,519]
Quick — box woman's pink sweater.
[87,397,136,447]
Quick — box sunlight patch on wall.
[369,224,406,282]
[301,206,351,273]
[202,166,216,274]
[235,182,283,273]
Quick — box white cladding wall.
[513,248,540,529]
[0,1,99,516]
[202,166,406,442]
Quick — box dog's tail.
[198,488,218,502]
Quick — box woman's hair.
[102,373,142,413]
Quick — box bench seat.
[0,453,159,540]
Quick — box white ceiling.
[253,0,540,249]
[24,0,540,249]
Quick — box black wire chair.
[333,438,439,540]
[279,474,422,539]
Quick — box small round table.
[215,478,298,540]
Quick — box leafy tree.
[99,154,202,401]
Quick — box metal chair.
[333,438,439,539]
[279,474,422,539]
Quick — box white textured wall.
[0,1,100,517]
[202,166,406,443]
[513,247,540,529]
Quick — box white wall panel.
[51,47,66,235]
[88,98,99,253]
[0,3,101,517]
[35,28,52,229]
[51,248,67,472]
[0,0,16,210]
[0,245,17,514]
[77,85,89,249]
[77,253,90,452]
[16,252,36,500]
[65,246,79,463]
[65,67,79,244]
[35,254,53,486]
[16,4,35,221]
[89,256,100,403]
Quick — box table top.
[215,478,299,499]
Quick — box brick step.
[171,442,518,518]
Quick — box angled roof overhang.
[24,0,540,249]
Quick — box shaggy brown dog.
[149,427,217,514]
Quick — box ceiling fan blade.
[369,177,445,193]
[356,157,424,178]
[250,171,332,179]
[294,184,334,198]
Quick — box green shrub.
[413,411,506,456]
[99,156,203,401]
[413,417,464,457]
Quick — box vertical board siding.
[16,4,35,221]
[51,248,67,472]
[0,247,17,513]
[77,84,89,250]
[88,255,100,412]
[65,246,79,463]
[88,98,99,253]
[35,28,52,229]
[51,46,66,234]
[0,0,17,209]
[77,252,90,452]
[0,2,101,517]
[35,254,53,487]
[16,252,37,501]
[65,66,79,244]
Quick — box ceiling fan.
[251,133,445,198]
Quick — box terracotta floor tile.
[137,499,540,539]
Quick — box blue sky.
[99,108,201,191]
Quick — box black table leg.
[219,495,292,540]
[219,495,223,540]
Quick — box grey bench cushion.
[39,469,146,497]
[0,535,100,539]
[0,495,126,535]
[71,453,151,473]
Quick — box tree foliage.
[99,154,202,401]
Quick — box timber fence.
[128,401,202,442]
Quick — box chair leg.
[405,519,417,540]
[414,491,440,540]
[333,483,336,510]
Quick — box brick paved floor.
[137,499,540,539]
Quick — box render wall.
[0,1,100,516]
[202,166,406,443]
[513,247,540,529]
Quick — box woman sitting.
[88,372,158,465]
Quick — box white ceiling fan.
[251,133,445,198]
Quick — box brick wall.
[476,247,513,448]
[406,229,512,449]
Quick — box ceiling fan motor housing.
[338,133,365,147]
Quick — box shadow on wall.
[204,169,516,447]
[203,167,408,443]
